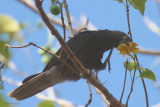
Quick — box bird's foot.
[80,69,92,79]
[95,71,99,79]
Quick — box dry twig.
[59,3,66,41]
[85,81,92,107]
[63,0,74,37]
[120,59,128,103]
[126,65,136,106]
[5,42,78,75]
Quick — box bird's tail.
[8,66,66,100]
[8,73,53,100]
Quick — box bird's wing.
[42,31,92,72]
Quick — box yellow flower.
[131,48,139,54]
[130,42,137,49]
[117,44,130,56]
[117,42,139,56]
[129,42,139,54]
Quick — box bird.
[8,29,130,100]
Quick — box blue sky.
[1,0,160,107]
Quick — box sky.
[1,0,160,107]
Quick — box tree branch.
[5,42,79,75]
[93,86,110,107]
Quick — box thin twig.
[125,0,149,106]
[120,59,128,103]
[35,0,122,106]
[130,72,133,81]
[85,81,92,107]
[126,0,133,41]
[59,2,66,57]
[5,43,30,48]
[63,0,74,37]
[126,66,136,106]
[5,43,78,75]
[59,2,66,41]
[135,55,149,107]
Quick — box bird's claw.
[80,69,92,79]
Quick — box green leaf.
[128,0,147,16]
[124,61,137,72]
[38,101,55,107]
[114,0,123,3]
[0,40,10,59]
[140,68,156,81]
[0,15,20,34]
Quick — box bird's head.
[112,31,131,48]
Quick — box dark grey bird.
[8,29,130,100]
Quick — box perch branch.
[93,86,110,106]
